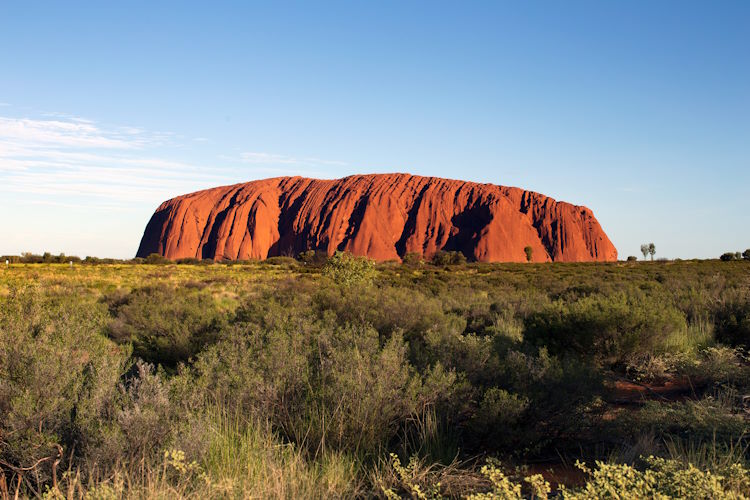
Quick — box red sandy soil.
[611,377,699,404]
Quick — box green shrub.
[144,253,171,264]
[562,457,749,499]
[176,257,212,265]
[105,285,228,367]
[297,249,330,266]
[431,250,467,266]
[524,246,533,262]
[84,361,175,469]
[186,313,454,456]
[679,346,750,388]
[263,255,298,266]
[495,348,603,452]
[714,290,750,347]
[524,291,687,365]
[402,252,424,266]
[0,287,129,486]
[322,251,377,287]
[467,388,530,449]
[617,392,747,444]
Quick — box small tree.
[298,249,329,266]
[627,256,637,262]
[720,252,737,262]
[145,253,171,265]
[524,246,533,262]
[743,249,750,260]
[322,251,377,286]
[640,244,649,260]
[648,243,656,261]
[401,252,423,266]
[430,250,467,266]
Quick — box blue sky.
[1,1,748,259]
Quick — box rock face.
[136,173,617,263]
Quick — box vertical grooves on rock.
[136,173,618,263]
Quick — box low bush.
[144,253,171,264]
[176,257,212,265]
[184,312,456,457]
[105,285,228,367]
[322,251,377,286]
[524,291,687,366]
[382,456,750,499]
[431,250,468,266]
[402,252,424,266]
[616,391,747,445]
[714,289,750,347]
[297,249,330,266]
[263,255,298,267]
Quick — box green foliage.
[524,291,687,365]
[468,389,530,448]
[2,260,750,497]
[562,457,749,499]
[402,252,424,266]
[641,244,649,260]
[263,255,298,267]
[144,253,171,264]
[105,285,227,366]
[322,251,377,286]
[9,252,82,264]
[185,309,453,456]
[524,246,533,262]
[627,255,638,261]
[297,249,330,266]
[176,257,212,265]
[622,396,747,444]
[0,287,129,482]
[383,453,444,499]
[721,252,741,261]
[714,290,750,347]
[431,250,468,266]
[383,457,750,499]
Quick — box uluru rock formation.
[137,173,617,263]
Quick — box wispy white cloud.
[0,116,144,149]
[0,113,350,257]
[0,115,239,207]
[0,115,348,211]
[239,151,347,167]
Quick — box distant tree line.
[720,249,750,261]
[1,252,83,264]
[1,249,475,267]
